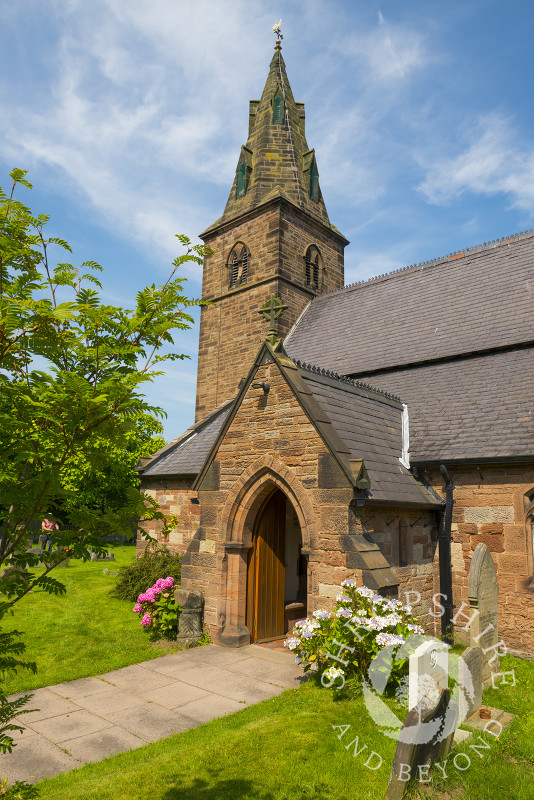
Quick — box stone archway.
[214,456,317,647]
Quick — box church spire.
[204,37,331,234]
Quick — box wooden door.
[247,490,286,642]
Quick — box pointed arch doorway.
[246,488,307,642]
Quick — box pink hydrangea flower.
[155,578,164,588]
[152,585,162,595]
[137,593,146,603]
[133,604,142,613]
[163,577,174,589]
[145,589,156,602]
[141,614,152,627]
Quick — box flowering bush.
[285,580,424,691]
[133,577,180,638]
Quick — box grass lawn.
[2,545,185,695]
[33,655,534,800]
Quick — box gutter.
[438,465,454,644]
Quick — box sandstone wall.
[425,465,534,654]
[196,200,345,421]
[349,506,440,634]
[138,479,199,557]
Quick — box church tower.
[195,37,348,421]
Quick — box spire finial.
[273,18,283,50]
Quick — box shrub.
[0,778,39,799]
[285,580,424,692]
[111,544,182,603]
[133,577,180,639]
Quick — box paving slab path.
[3,644,305,784]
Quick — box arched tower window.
[309,160,319,201]
[273,93,284,125]
[305,245,321,290]
[236,160,247,198]
[227,242,249,288]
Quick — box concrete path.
[3,644,305,784]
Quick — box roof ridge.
[317,227,534,299]
[293,358,401,402]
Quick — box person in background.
[40,517,59,553]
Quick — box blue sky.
[2,0,534,438]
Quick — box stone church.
[138,40,534,656]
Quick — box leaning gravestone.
[457,646,483,720]
[467,543,499,687]
[409,639,449,711]
[386,688,458,799]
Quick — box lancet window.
[228,242,249,288]
[305,245,321,290]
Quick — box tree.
[0,168,208,753]
[58,411,165,533]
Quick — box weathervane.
[273,18,283,43]
[258,294,288,350]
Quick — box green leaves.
[0,170,201,623]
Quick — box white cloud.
[418,113,534,214]
[338,14,426,83]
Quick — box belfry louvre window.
[228,243,249,287]
[305,246,321,290]
[273,93,284,124]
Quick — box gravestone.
[386,688,458,799]
[457,646,483,720]
[409,639,449,711]
[89,549,115,562]
[175,588,204,645]
[467,543,500,686]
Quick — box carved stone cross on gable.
[258,294,288,349]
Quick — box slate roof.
[296,365,441,506]
[367,348,534,463]
[141,402,232,478]
[286,231,534,462]
[286,231,534,376]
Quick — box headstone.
[386,688,458,799]
[408,639,449,711]
[175,588,204,645]
[89,550,115,562]
[467,543,500,686]
[457,646,483,720]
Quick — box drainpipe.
[439,465,454,644]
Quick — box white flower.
[295,655,303,664]
[284,637,300,650]
[323,666,345,680]
[336,607,353,618]
[407,624,425,634]
[336,593,351,603]
[382,613,404,627]
[313,609,330,620]
[356,586,374,598]
[381,599,402,611]
[341,579,357,588]
[376,632,405,647]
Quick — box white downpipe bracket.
[399,403,410,469]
